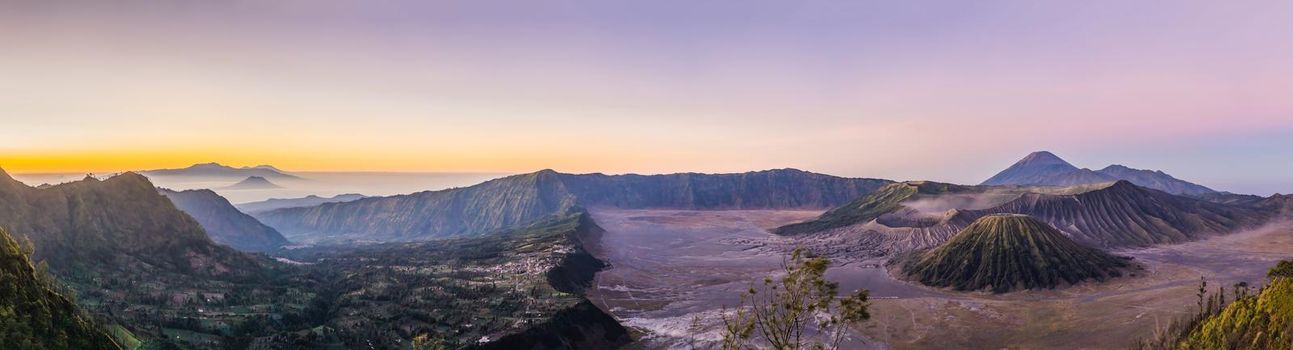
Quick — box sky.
[2,0,1292,195]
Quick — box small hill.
[235,193,366,214]
[0,228,121,350]
[160,189,289,252]
[901,214,1130,293]
[222,176,282,190]
[143,162,299,179]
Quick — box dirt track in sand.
[587,209,1293,349]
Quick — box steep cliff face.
[560,168,890,209]
[160,189,289,252]
[0,228,121,350]
[0,170,263,280]
[256,169,889,243]
[900,215,1130,293]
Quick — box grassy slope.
[0,228,121,350]
[1178,278,1293,349]
[901,215,1128,293]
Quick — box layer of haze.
[2,1,1292,194]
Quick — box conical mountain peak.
[1016,151,1074,167]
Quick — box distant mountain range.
[235,193,367,214]
[254,169,891,243]
[981,151,1216,196]
[159,189,289,252]
[142,162,299,180]
[221,176,282,190]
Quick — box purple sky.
[2,1,1292,194]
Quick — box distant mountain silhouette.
[981,151,1216,196]
[254,169,891,243]
[981,151,1118,187]
[900,214,1130,293]
[160,189,289,252]
[143,162,299,179]
[235,193,367,214]
[1096,164,1215,196]
[221,176,282,190]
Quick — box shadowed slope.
[0,228,121,350]
[160,189,289,252]
[901,214,1129,293]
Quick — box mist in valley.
[13,171,510,204]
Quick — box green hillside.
[0,228,121,350]
[901,214,1129,293]
[1137,261,1293,349]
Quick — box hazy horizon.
[4,1,1292,194]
